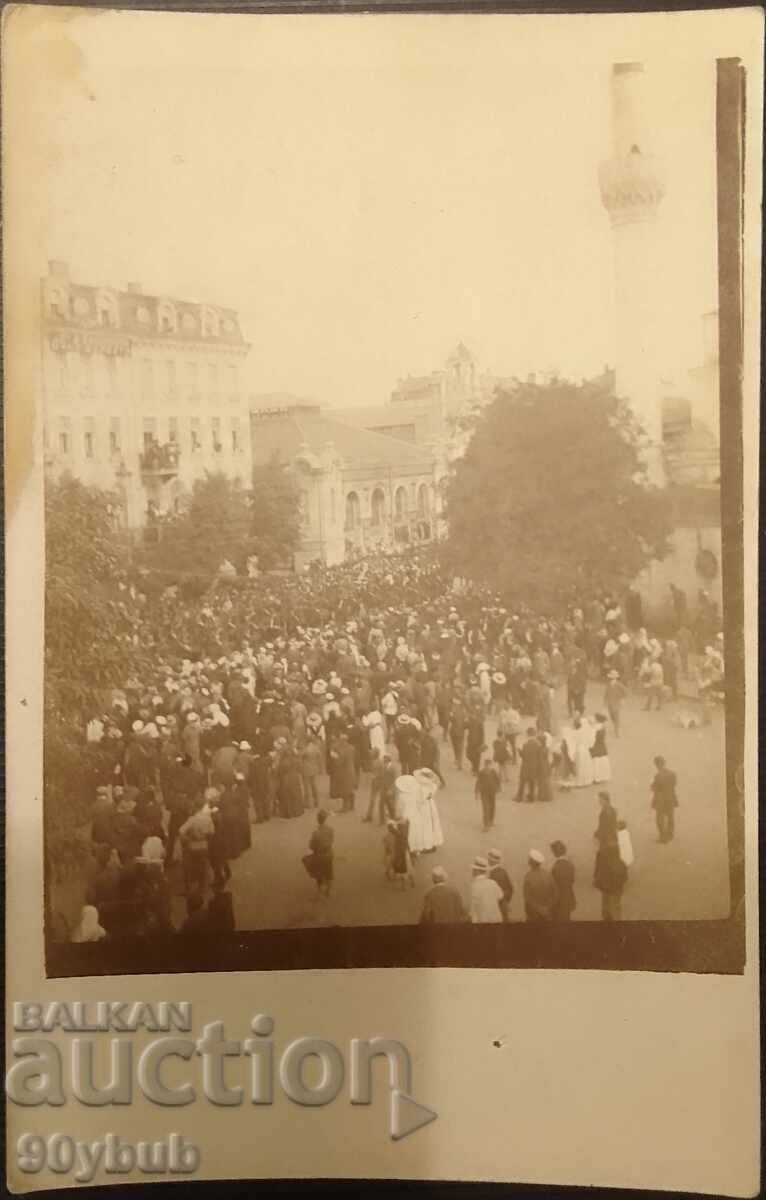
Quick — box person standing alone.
[651,755,678,842]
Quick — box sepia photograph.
[31,12,745,976]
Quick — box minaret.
[599,62,667,478]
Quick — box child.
[591,713,611,783]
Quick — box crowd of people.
[66,547,720,942]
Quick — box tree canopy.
[444,377,673,610]
[45,475,145,884]
[139,465,301,577]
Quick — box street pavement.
[170,680,730,929]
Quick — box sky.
[26,10,724,407]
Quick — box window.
[201,307,219,338]
[158,302,177,334]
[166,360,176,396]
[142,417,157,452]
[345,492,360,531]
[330,489,336,524]
[58,419,71,455]
[417,483,429,515]
[371,487,386,526]
[96,290,118,328]
[48,289,66,319]
[57,355,68,392]
[191,419,201,452]
[105,355,117,391]
[109,418,121,456]
[394,486,407,520]
[231,418,239,453]
[208,364,219,397]
[212,417,222,452]
[187,362,198,401]
[168,417,179,443]
[84,429,95,459]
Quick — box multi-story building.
[334,342,496,464]
[41,261,251,527]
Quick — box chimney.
[48,260,69,279]
[127,282,143,295]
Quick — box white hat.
[528,849,545,865]
[186,712,199,723]
[477,662,490,673]
[488,848,502,863]
[131,720,144,733]
[607,669,620,680]
[239,740,252,751]
[156,715,167,726]
[618,633,630,644]
[492,672,507,685]
[472,855,489,871]
[397,714,411,725]
[143,722,159,739]
[312,679,328,695]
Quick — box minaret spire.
[599,62,666,478]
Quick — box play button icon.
[390,1088,438,1141]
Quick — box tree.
[139,466,301,577]
[444,377,673,610]
[45,475,148,893]
[250,460,302,568]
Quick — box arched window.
[394,486,407,520]
[157,300,178,334]
[96,290,118,328]
[345,491,360,531]
[371,487,386,526]
[47,288,67,320]
[200,306,219,338]
[417,483,429,515]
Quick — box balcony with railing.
[140,439,180,479]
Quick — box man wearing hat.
[603,670,627,737]
[487,849,514,922]
[523,850,557,922]
[419,866,468,924]
[475,756,500,832]
[470,856,504,923]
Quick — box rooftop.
[250,406,435,470]
[42,262,247,346]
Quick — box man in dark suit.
[515,727,541,803]
[651,755,678,842]
[419,866,467,923]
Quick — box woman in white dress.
[413,767,444,852]
[365,710,386,756]
[572,714,595,787]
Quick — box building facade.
[41,261,251,528]
[250,399,442,568]
[334,341,495,465]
